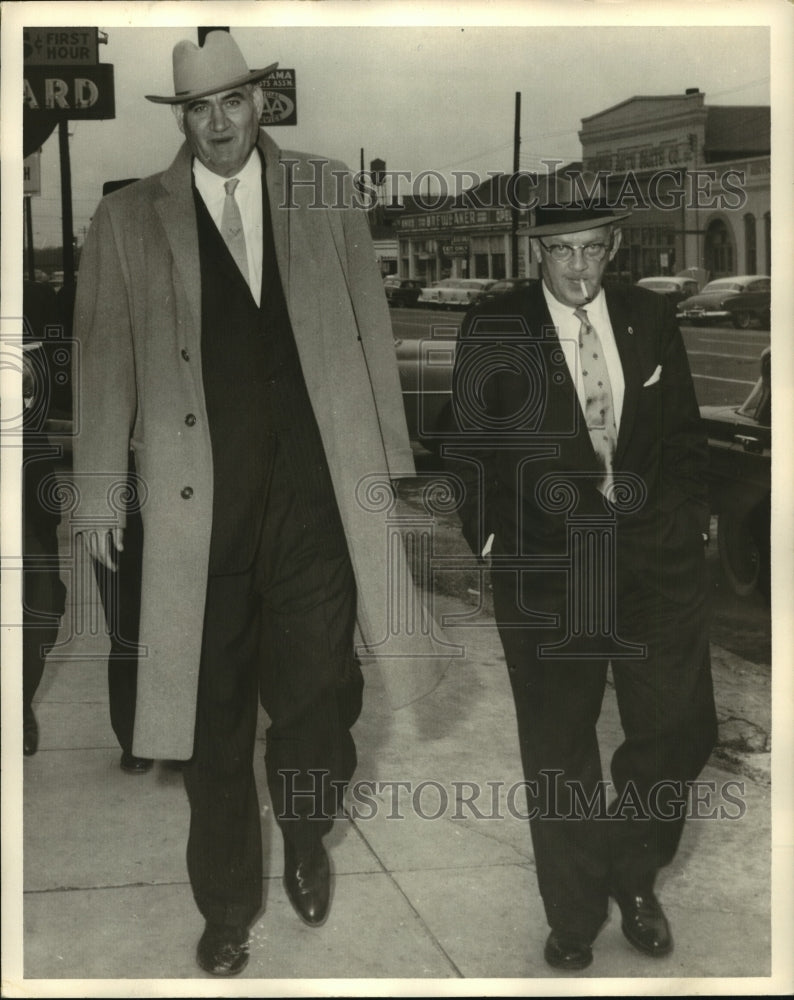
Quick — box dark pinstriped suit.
[181,159,362,929]
[449,280,717,939]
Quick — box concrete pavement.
[10,517,781,994]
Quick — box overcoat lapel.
[605,288,642,467]
[525,283,597,465]
[260,132,290,295]
[154,144,202,339]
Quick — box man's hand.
[80,527,124,571]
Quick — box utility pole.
[59,121,75,287]
[24,196,35,281]
[511,91,521,278]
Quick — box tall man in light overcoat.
[72,31,447,976]
[448,199,718,972]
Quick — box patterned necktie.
[573,306,617,494]
[221,178,249,285]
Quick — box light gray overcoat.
[72,131,451,759]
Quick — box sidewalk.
[19,559,772,988]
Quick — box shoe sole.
[545,953,593,972]
[197,953,249,976]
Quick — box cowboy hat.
[519,203,631,238]
[145,30,278,105]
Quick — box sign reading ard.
[259,69,297,126]
[24,27,98,65]
[24,64,115,119]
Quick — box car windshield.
[701,280,744,293]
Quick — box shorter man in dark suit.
[449,200,717,971]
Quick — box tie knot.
[574,306,589,324]
[224,178,239,196]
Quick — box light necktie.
[573,306,617,493]
[221,178,249,286]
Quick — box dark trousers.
[92,505,144,755]
[492,569,717,941]
[182,454,362,930]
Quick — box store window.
[609,224,676,282]
[744,214,757,274]
[473,254,490,278]
[763,212,771,275]
[704,218,735,278]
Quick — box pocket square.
[643,364,662,387]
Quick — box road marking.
[692,373,755,385]
[687,350,761,361]
[698,338,769,348]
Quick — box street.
[389,304,772,697]
[391,306,771,408]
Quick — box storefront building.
[393,89,769,284]
[580,89,770,281]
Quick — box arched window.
[704,218,734,278]
[744,213,757,273]
[763,212,771,275]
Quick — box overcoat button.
[181,349,190,361]
[185,413,197,426]
[181,486,193,499]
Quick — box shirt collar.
[542,280,607,323]
[192,147,262,193]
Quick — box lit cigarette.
[579,280,588,300]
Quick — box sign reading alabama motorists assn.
[24,27,98,65]
[259,68,297,126]
[23,64,115,119]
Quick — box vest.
[194,168,344,576]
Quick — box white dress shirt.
[193,151,263,305]
[542,282,625,432]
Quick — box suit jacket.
[71,131,451,759]
[449,279,709,609]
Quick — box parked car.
[476,277,535,305]
[417,277,495,310]
[676,275,771,328]
[383,275,423,308]
[394,331,456,454]
[699,348,770,598]
[636,275,699,306]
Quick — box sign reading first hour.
[24,27,98,65]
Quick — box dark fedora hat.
[519,202,631,238]
[145,30,277,105]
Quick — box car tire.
[717,500,769,598]
[732,310,752,330]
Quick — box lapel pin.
[627,326,634,335]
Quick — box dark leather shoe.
[544,930,593,971]
[23,706,39,757]
[612,889,672,956]
[283,839,331,926]
[120,750,154,774]
[196,923,249,976]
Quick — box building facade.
[392,89,769,285]
[580,89,770,281]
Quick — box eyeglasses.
[538,239,612,263]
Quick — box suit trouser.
[491,570,717,941]
[92,504,144,755]
[181,466,362,930]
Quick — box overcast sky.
[19,15,771,247]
